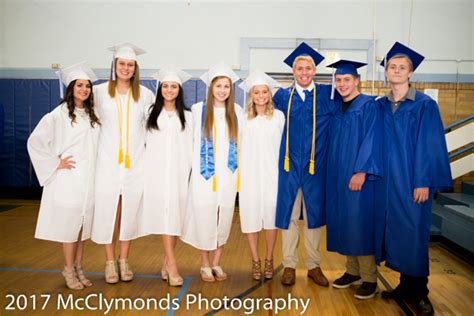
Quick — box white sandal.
[211,266,228,281]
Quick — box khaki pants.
[346,255,377,283]
[282,188,321,269]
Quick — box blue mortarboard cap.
[326,59,367,76]
[284,42,325,68]
[380,41,425,71]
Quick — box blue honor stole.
[200,102,238,188]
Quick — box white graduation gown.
[239,110,285,233]
[139,110,193,236]
[27,103,99,242]
[91,82,154,244]
[181,102,243,250]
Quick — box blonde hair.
[292,56,316,69]
[246,85,275,119]
[107,59,141,102]
[203,76,238,140]
[386,55,414,72]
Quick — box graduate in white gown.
[181,63,242,282]
[238,70,284,281]
[91,43,154,283]
[27,62,100,290]
[139,67,193,287]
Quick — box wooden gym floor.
[0,200,473,315]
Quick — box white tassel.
[330,68,335,100]
[112,53,116,81]
[55,70,64,99]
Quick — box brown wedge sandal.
[264,259,274,280]
[252,260,262,281]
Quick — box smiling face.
[212,77,232,105]
[292,58,316,88]
[335,74,360,101]
[115,58,136,81]
[386,56,413,85]
[251,84,270,108]
[161,81,180,103]
[73,79,91,106]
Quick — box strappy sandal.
[252,260,262,281]
[75,266,93,287]
[264,259,274,279]
[118,258,134,282]
[62,266,84,290]
[105,260,119,284]
[211,266,228,281]
[200,267,215,282]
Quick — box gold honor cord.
[284,85,317,175]
[115,89,132,169]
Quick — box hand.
[413,187,429,203]
[348,172,366,191]
[57,155,76,170]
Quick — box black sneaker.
[416,295,434,315]
[354,282,378,299]
[332,273,362,289]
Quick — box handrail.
[449,144,474,160]
[445,115,474,133]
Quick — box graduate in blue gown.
[274,42,338,287]
[376,42,452,315]
[325,60,383,300]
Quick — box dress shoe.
[281,267,296,286]
[417,296,434,315]
[307,267,329,287]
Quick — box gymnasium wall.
[0,0,473,81]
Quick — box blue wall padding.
[0,78,245,187]
[13,80,31,186]
[0,80,15,186]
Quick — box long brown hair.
[246,85,275,119]
[203,76,237,140]
[107,58,141,102]
[63,80,100,127]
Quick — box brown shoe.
[307,267,329,287]
[281,267,296,286]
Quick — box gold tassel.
[284,156,290,172]
[118,148,123,164]
[212,175,217,192]
[125,154,130,169]
[309,159,315,175]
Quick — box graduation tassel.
[330,68,335,100]
[118,148,124,164]
[383,55,387,87]
[125,153,130,169]
[111,54,116,81]
[55,71,64,99]
[309,159,315,175]
[212,175,217,192]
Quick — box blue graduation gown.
[326,94,383,256]
[274,84,338,229]
[375,91,452,277]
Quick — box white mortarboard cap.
[108,42,146,61]
[56,61,97,98]
[152,66,192,86]
[200,62,239,86]
[238,69,281,92]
